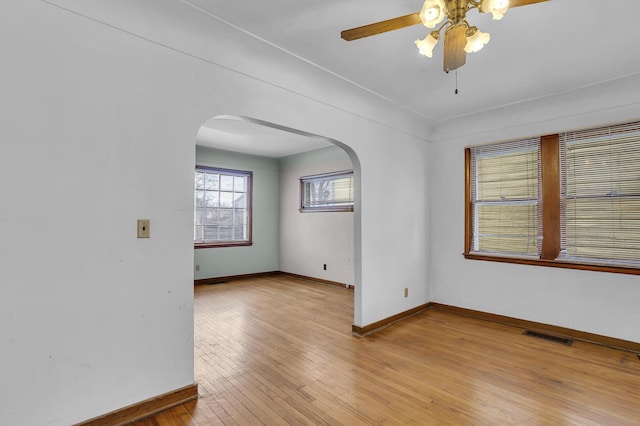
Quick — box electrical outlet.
[323,264,327,270]
[195,264,200,272]
[137,219,150,238]
[404,288,408,298]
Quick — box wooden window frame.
[464,133,640,276]
[194,166,253,249]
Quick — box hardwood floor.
[134,275,640,425]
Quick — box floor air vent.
[523,330,573,346]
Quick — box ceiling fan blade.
[443,25,466,73]
[341,12,421,41]
[509,0,550,7]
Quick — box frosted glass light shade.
[464,27,490,53]
[415,32,440,58]
[419,0,446,28]
[480,0,510,20]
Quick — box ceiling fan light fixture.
[419,0,446,28]
[464,26,490,53]
[415,31,440,58]
[340,0,551,74]
[480,0,510,20]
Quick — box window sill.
[463,252,640,276]
[195,242,252,249]
[299,207,354,213]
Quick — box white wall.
[0,2,430,424]
[279,146,354,285]
[194,146,279,278]
[1,3,196,425]
[429,73,640,344]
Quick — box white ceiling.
[47,0,640,155]
[181,0,640,122]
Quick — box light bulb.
[415,32,440,58]
[423,7,440,21]
[419,0,446,28]
[480,0,510,20]
[464,27,490,53]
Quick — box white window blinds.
[300,170,354,212]
[560,121,640,265]
[469,138,542,256]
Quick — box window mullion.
[465,148,472,254]
[540,134,561,260]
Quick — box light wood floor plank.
[139,275,639,425]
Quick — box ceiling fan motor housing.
[446,0,471,24]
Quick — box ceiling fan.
[341,0,550,73]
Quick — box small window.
[194,166,252,248]
[300,170,354,212]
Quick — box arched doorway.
[193,114,361,324]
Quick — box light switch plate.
[137,219,150,238]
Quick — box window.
[560,122,640,266]
[465,119,640,275]
[194,166,252,248]
[468,138,541,256]
[300,170,354,212]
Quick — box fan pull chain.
[455,70,459,95]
